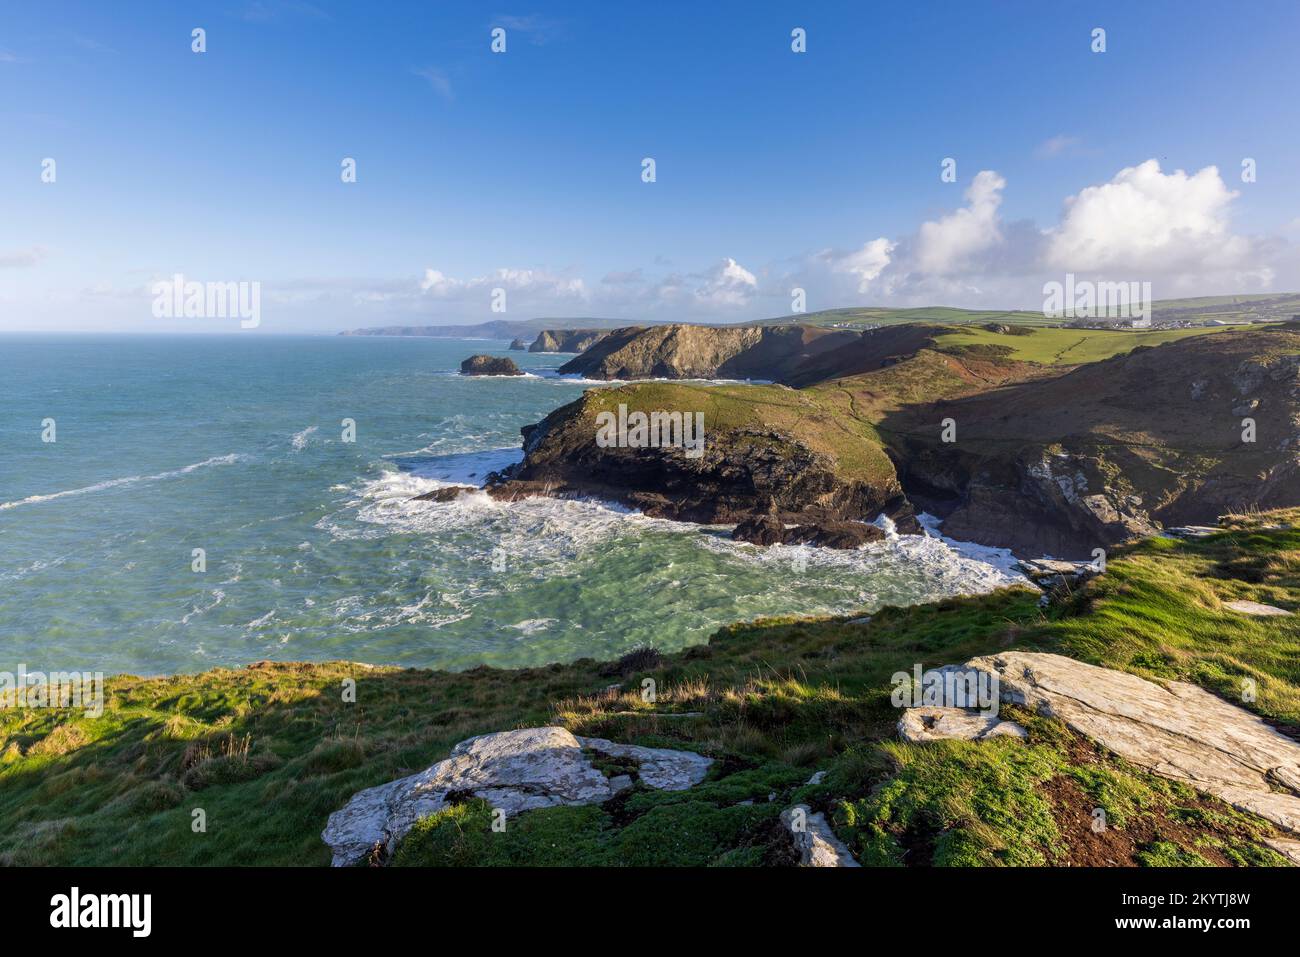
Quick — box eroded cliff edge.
[489,323,1300,558]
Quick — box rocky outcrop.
[460,355,524,376]
[321,726,712,866]
[731,516,887,549]
[413,485,477,502]
[487,386,917,533]
[897,706,1027,743]
[557,323,863,382]
[780,805,861,867]
[489,325,1299,557]
[508,338,528,351]
[954,652,1300,836]
[529,329,611,354]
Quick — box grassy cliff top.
[576,381,898,483]
[4,510,1298,866]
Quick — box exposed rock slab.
[780,804,860,867]
[573,735,712,790]
[1224,599,1291,617]
[1263,836,1300,865]
[898,706,1027,743]
[322,726,711,866]
[1161,525,1222,539]
[964,652,1300,835]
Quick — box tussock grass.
[3,514,1299,866]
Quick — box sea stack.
[460,355,525,376]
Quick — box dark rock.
[413,485,477,502]
[731,516,786,546]
[508,338,528,351]
[597,645,662,678]
[460,355,524,376]
[783,521,886,549]
[731,516,886,550]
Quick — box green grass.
[927,323,1256,366]
[750,294,1300,331]
[579,380,898,483]
[3,512,1299,866]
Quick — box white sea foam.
[327,463,1025,613]
[508,618,558,636]
[245,610,276,629]
[180,588,226,625]
[0,454,245,511]
[399,447,523,485]
[291,425,318,450]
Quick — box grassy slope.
[926,323,1258,365]
[577,381,897,483]
[3,510,1297,866]
[758,295,1300,330]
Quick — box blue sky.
[2,0,1298,332]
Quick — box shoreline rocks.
[412,485,477,503]
[731,515,888,550]
[460,355,524,376]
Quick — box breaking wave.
[0,454,246,511]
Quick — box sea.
[0,334,1026,676]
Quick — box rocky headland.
[529,329,613,353]
[486,322,1300,557]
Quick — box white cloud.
[913,170,1006,275]
[692,257,758,306]
[0,246,48,269]
[419,266,586,300]
[1046,159,1253,273]
[828,237,894,293]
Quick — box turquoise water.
[0,335,1024,676]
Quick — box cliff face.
[487,382,915,532]
[885,328,1300,557]
[556,323,863,381]
[489,326,1300,557]
[529,329,613,353]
